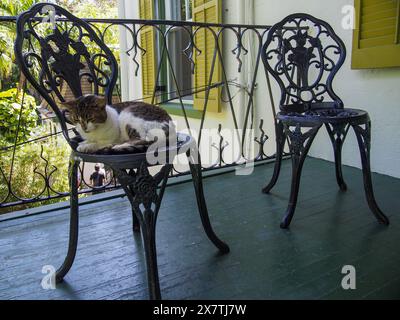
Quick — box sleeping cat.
[61,94,176,153]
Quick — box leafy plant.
[0,33,12,80]
[0,0,39,17]
[0,0,41,89]
[0,87,38,145]
[0,133,70,214]
[72,0,120,64]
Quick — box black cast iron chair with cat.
[15,3,229,300]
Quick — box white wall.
[118,0,400,178]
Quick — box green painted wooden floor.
[1,158,399,300]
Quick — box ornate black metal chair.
[14,3,229,300]
[261,13,390,229]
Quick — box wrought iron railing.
[0,15,284,213]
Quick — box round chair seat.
[71,132,195,169]
[277,108,369,125]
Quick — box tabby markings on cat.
[61,94,176,154]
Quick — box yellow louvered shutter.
[193,0,222,112]
[139,0,156,102]
[352,0,400,68]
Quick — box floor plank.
[0,157,399,300]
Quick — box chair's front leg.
[263,119,286,194]
[325,123,350,191]
[128,184,140,232]
[56,155,80,283]
[281,122,321,229]
[187,150,230,254]
[351,120,390,225]
[117,163,172,300]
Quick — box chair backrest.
[262,13,346,114]
[14,3,118,146]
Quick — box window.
[162,0,194,103]
[352,0,400,69]
[139,0,222,112]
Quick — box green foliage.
[0,88,38,145]
[0,0,39,16]
[0,133,70,214]
[71,0,120,63]
[55,0,118,16]
[0,0,119,89]
[0,0,41,84]
[0,32,12,79]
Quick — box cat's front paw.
[77,143,101,153]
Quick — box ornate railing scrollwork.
[1,13,287,212]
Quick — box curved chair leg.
[326,123,349,191]
[280,123,321,229]
[140,213,161,300]
[187,149,230,254]
[116,163,171,300]
[56,156,80,283]
[128,184,140,232]
[352,121,390,225]
[262,120,285,194]
[131,207,140,232]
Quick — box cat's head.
[61,94,107,133]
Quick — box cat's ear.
[93,95,107,109]
[60,99,78,110]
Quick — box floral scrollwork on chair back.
[262,13,346,114]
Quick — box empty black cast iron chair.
[14,3,229,300]
[261,13,390,229]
